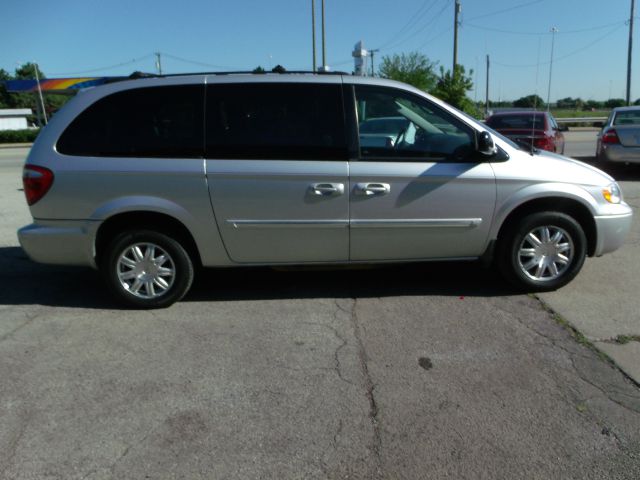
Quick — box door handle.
[310,183,345,196]
[355,183,391,196]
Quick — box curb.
[0,143,33,149]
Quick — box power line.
[375,0,443,50]
[465,0,545,22]
[161,53,240,70]
[492,24,622,68]
[378,0,452,52]
[49,54,155,76]
[464,19,627,36]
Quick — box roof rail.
[126,69,349,80]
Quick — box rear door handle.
[310,183,345,196]
[355,182,391,196]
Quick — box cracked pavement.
[1,144,640,478]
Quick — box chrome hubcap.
[116,243,175,299]
[517,225,574,282]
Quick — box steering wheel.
[393,126,408,148]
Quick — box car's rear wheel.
[497,212,586,291]
[102,230,194,308]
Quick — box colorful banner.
[3,77,124,93]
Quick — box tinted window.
[355,85,474,162]
[57,85,204,158]
[205,83,347,160]
[486,114,545,130]
[613,110,640,125]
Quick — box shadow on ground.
[0,246,518,309]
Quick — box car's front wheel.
[102,230,194,308]
[497,212,587,291]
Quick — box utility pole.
[453,0,461,74]
[321,0,327,70]
[155,52,162,75]
[33,63,47,126]
[311,0,317,71]
[370,48,379,76]
[626,0,635,105]
[485,55,490,116]
[546,27,558,112]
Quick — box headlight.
[602,183,622,204]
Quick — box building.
[0,109,33,130]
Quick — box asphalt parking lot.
[1,135,639,479]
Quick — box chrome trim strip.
[350,218,483,228]
[227,219,349,229]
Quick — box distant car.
[485,111,567,154]
[596,106,640,164]
[358,116,409,148]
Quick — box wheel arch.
[94,211,202,267]
[495,197,597,257]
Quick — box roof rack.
[127,68,348,80]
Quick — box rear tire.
[497,212,586,291]
[102,229,194,308]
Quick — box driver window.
[355,85,475,162]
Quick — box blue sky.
[0,0,637,101]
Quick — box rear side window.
[205,83,348,160]
[57,85,204,158]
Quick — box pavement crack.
[301,317,355,387]
[347,298,383,478]
[568,355,640,416]
[0,309,44,343]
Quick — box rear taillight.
[23,165,54,206]
[533,136,553,151]
[601,129,620,145]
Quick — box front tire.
[102,230,194,308]
[497,212,587,291]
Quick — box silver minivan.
[18,73,633,308]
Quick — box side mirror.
[477,131,497,157]
[558,124,569,132]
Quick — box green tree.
[635,98,640,106]
[430,65,476,114]
[513,94,545,109]
[252,66,266,73]
[584,99,603,110]
[0,68,13,109]
[605,98,626,108]
[378,52,437,92]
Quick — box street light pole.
[626,0,635,105]
[453,0,461,74]
[369,48,379,76]
[33,63,47,126]
[155,52,162,75]
[485,54,490,116]
[321,0,326,70]
[546,27,558,112]
[311,0,317,71]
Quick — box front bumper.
[593,210,633,256]
[18,220,99,268]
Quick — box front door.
[348,84,497,261]
[204,79,349,263]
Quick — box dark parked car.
[485,111,567,154]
